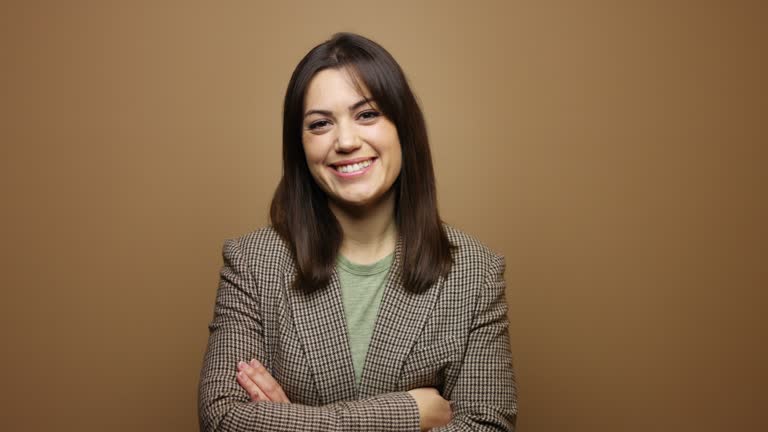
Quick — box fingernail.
[250,359,260,368]
[238,361,247,370]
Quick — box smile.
[329,158,377,177]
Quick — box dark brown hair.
[270,32,453,294]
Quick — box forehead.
[304,68,372,111]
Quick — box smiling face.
[302,68,402,212]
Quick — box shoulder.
[441,224,508,316]
[442,223,504,271]
[225,226,295,276]
[441,223,506,293]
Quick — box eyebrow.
[304,99,375,119]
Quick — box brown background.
[1,1,765,431]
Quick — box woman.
[198,32,517,431]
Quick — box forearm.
[199,389,420,432]
[199,325,421,432]
[432,403,516,432]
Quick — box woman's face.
[302,68,402,211]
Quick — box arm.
[198,237,421,432]
[433,254,518,431]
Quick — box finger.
[237,362,268,402]
[246,359,290,403]
[236,368,268,401]
[245,359,290,403]
[237,371,268,401]
[236,358,291,403]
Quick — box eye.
[357,110,381,121]
[308,119,331,130]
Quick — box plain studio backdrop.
[1,1,765,431]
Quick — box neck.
[329,190,398,265]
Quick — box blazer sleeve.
[434,254,519,431]
[198,237,421,432]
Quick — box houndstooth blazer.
[198,224,517,431]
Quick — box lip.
[328,156,377,168]
[327,157,377,178]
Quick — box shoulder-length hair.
[270,32,453,294]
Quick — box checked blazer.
[198,224,518,431]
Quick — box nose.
[334,120,361,153]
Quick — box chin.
[327,186,395,211]
[338,197,375,208]
[330,194,383,210]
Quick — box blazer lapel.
[284,268,357,404]
[358,240,444,398]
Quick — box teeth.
[337,159,372,173]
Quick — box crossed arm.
[198,238,436,432]
[235,357,451,431]
[198,237,516,431]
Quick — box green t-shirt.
[336,252,394,386]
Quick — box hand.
[236,359,291,403]
[407,387,452,431]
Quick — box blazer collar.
[357,239,445,398]
[285,238,444,403]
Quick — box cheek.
[390,151,403,179]
[384,136,403,170]
[302,155,326,187]
[366,125,401,155]
[302,137,324,164]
